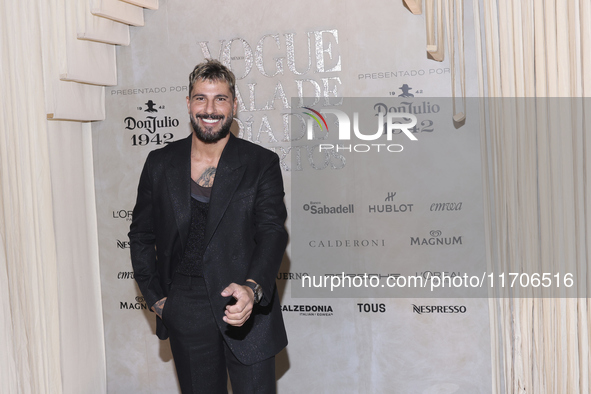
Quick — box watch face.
[254,284,262,303]
[247,282,262,303]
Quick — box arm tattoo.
[196,167,216,187]
[152,297,166,318]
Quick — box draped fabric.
[2,0,589,392]
[46,121,107,394]
[0,1,63,392]
[475,1,591,392]
[1,0,157,392]
[408,0,590,392]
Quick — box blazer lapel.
[204,134,245,248]
[165,135,192,250]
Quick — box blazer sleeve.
[246,153,288,306]
[128,152,164,309]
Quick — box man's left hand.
[221,283,255,327]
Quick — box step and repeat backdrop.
[92,1,492,392]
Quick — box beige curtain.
[1,0,157,392]
[475,0,590,392]
[475,0,591,392]
[0,0,63,392]
[407,0,590,392]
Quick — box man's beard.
[190,113,233,144]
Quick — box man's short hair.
[188,59,236,99]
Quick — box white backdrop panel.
[92,1,491,393]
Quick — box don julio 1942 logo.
[124,99,180,147]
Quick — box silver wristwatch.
[245,282,263,303]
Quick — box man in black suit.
[129,59,288,394]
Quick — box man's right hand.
[151,297,167,319]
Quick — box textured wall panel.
[92,1,492,393]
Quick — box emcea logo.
[303,107,418,153]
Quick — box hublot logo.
[368,204,413,213]
[368,192,413,213]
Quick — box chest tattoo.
[196,166,216,187]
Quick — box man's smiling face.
[186,79,238,144]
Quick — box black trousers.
[162,274,276,394]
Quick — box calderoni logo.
[410,230,462,246]
[120,296,148,310]
[124,115,180,134]
[281,304,334,316]
[303,108,418,153]
[308,239,385,248]
[412,304,467,314]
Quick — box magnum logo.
[410,230,463,246]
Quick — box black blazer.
[129,133,288,365]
